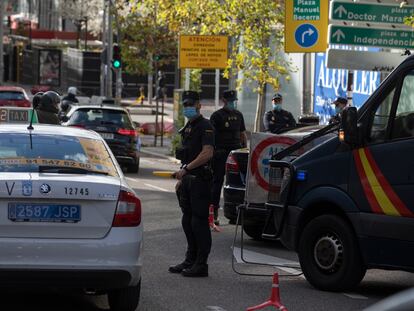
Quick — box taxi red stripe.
[353,149,383,214]
[364,148,414,217]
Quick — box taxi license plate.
[8,203,81,223]
[100,133,114,139]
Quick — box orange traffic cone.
[246,273,288,311]
[208,204,221,232]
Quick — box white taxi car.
[0,124,142,311]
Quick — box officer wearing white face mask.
[263,93,296,134]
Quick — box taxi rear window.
[0,134,118,176]
[68,108,133,128]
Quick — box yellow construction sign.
[285,0,329,53]
[179,35,228,69]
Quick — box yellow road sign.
[179,35,228,69]
[285,0,329,53]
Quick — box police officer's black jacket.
[179,115,214,173]
[210,107,246,150]
[263,109,296,134]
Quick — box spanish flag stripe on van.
[364,148,414,217]
[358,149,400,216]
[353,148,414,217]
[353,149,384,215]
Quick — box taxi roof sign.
[285,0,329,53]
[179,35,228,69]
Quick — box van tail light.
[226,153,239,172]
[117,128,137,137]
[113,190,142,227]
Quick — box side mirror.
[340,106,358,145]
[60,115,69,123]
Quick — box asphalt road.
[1,153,414,311]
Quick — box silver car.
[0,124,142,311]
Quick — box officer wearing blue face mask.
[263,93,296,134]
[329,97,347,124]
[209,90,247,225]
[170,90,215,278]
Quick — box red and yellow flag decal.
[353,148,413,217]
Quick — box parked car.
[0,86,31,107]
[0,124,142,311]
[63,105,141,173]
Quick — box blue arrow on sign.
[295,24,319,48]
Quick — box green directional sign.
[331,1,414,25]
[329,25,414,49]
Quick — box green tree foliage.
[159,0,292,131]
[117,1,177,76]
[121,0,293,131]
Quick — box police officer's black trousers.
[211,149,231,209]
[178,174,212,265]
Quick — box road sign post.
[285,0,329,52]
[329,25,414,49]
[331,1,414,25]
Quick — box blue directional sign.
[295,24,319,48]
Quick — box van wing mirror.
[340,106,358,146]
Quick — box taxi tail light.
[226,153,239,172]
[113,190,141,227]
[69,124,85,129]
[118,128,137,137]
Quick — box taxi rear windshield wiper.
[38,166,109,175]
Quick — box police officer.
[263,93,296,133]
[169,91,215,277]
[329,97,347,124]
[209,90,247,225]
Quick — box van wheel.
[298,215,366,291]
[243,224,264,240]
[108,281,141,311]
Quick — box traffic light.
[112,44,122,69]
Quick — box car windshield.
[0,91,26,100]
[68,108,133,128]
[0,134,118,176]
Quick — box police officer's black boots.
[168,260,194,274]
[181,263,208,277]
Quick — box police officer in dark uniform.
[209,90,247,225]
[329,97,347,124]
[169,91,215,277]
[263,93,296,133]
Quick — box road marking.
[143,183,170,192]
[343,293,369,300]
[206,307,227,311]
